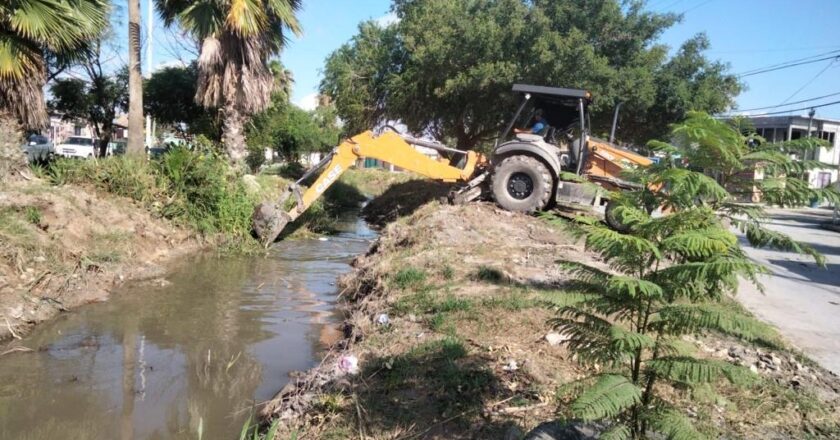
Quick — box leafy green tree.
[154,0,302,165]
[49,64,129,157]
[144,64,219,139]
[0,0,108,129]
[321,0,741,149]
[320,21,402,136]
[247,105,331,163]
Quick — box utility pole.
[145,0,154,148]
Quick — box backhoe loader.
[252,84,652,246]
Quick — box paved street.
[737,207,840,374]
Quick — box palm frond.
[570,374,642,421]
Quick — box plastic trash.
[337,355,359,375]
[318,237,328,241]
[502,359,519,371]
[376,313,390,325]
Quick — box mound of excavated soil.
[262,201,840,439]
[0,180,199,341]
[362,179,452,227]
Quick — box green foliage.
[547,183,768,437]
[546,109,834,436]
[392,267,427,289]
[321,1,740,148]
[0,0,108,128]
[570,375,641,421]
[248,104,341,162]
[42,147,257,242]
[49,66,129,155]
[144,64,219,139]
[631,112,837,265]
[23,206,42,225]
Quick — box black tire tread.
[491,155,553,212]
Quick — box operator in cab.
[514,109,546,135]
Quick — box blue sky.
[136,0,840,119]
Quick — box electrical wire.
[737,91,840,112]
[736,50,840,77]
[681,0,715,14]
[777,60,836,106]
[737,99,840,117]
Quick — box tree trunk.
[127,0,144,156]
[222,103,247,165]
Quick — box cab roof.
[512,84,592,101]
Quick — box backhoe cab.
[489,84,651,220]
[252,84,652,246]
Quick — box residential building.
[47,113,128,144]
[747,115,839,189]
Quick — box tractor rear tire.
[491,155,553,213]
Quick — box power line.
[681,0,715,14]
[737,91,840,112]
[739,49,840,74]
[777,60,836,106]
[738,99,840,117]
[736,50,840,77]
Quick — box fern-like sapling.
[550,204,770,438]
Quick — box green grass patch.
[391,267,428,289]
[23,206,42,225]
[479,292,537,311]
[434,294,472,313]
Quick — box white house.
[746,114,840,189]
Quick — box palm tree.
[127,0,145,155]
[0,0,108,129]
[154,0,302,165]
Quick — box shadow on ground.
[765,259,840,289]
[362,180,453,227]
[345,337,519,438]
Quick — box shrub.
[43,147,256,242]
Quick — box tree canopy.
[144,64,220,139]
[321,0,742,149]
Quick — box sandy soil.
[0,179,200,342]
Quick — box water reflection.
[0,216,374,439]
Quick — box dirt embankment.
[0,179,200,342]
[261,200,840,439]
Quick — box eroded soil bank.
[260,201,840,439]
[0,179,200,342]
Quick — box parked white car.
[56,136,97,159]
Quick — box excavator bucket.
[252,202,293,248]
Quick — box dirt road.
[737,207,840,374]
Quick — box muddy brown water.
[0,215,375,439]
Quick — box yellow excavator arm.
[252,130,486,246]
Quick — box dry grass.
[262,201,840,439]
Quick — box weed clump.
[391,267,427,289]
[40,145,256,244]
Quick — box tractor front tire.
[604,199,632,233]
[491,155,553,213]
